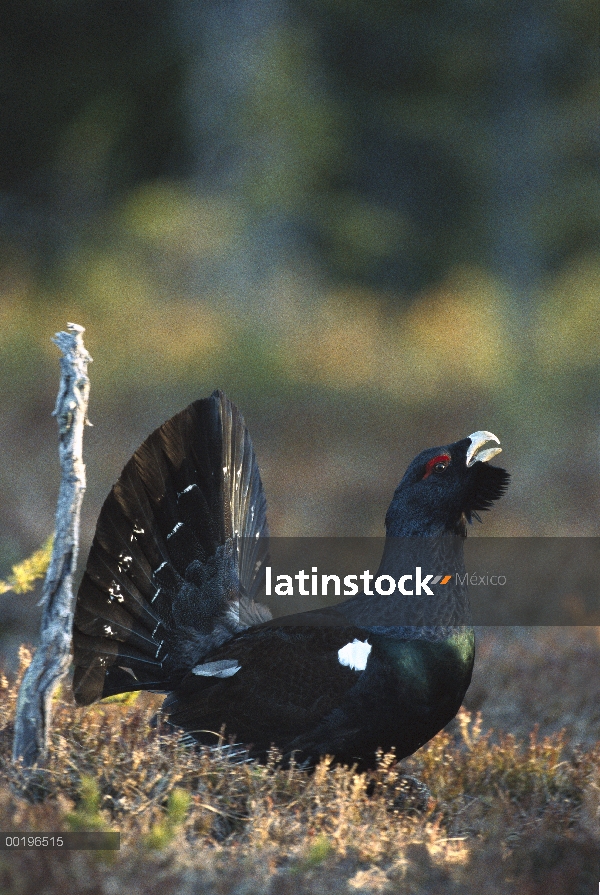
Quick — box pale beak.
[466,431,502,467]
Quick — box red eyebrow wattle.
[423,454,451,479]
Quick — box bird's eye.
[423,454,451,479]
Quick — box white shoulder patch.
[192,659,241,678]
[337,639,372,671]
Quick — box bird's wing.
[162,622,372,756]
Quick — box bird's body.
[164,621,475,768]
[73,391,508,769]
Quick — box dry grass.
[1,635,600,894]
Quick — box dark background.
[0,0,599,659]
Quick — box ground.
[1,628,599,894]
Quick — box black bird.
[72,391,509,769]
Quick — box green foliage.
[0,537,53,596]
[100,691,140,706]
[66,776,105,832]
[301,835,334,868]
[144,787,191,850]
[2,0,597,291]
[239,24,343,213]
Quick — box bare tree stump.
[12,323,92,767]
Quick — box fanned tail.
[72,391,271,705]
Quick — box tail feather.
[72,629,172,700]
[219,392,269,601]
[88,494,160,600]
[73,391,271,706]
[74,581,162,658]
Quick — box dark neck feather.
[338,535,470,630]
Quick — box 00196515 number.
[0,832,120,850]
[4,836,64,847]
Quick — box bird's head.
[385,431,509,537]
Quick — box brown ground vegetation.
[1,629,599,894]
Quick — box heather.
[2,630,599,894]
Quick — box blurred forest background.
[0,0,599,660]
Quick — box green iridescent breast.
[373,627,475,706]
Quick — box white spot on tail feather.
[118,553,132,569]
[167,522,183,539]
[108,583,124,603]
[118,666,138,680]
[338,639,372,671]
